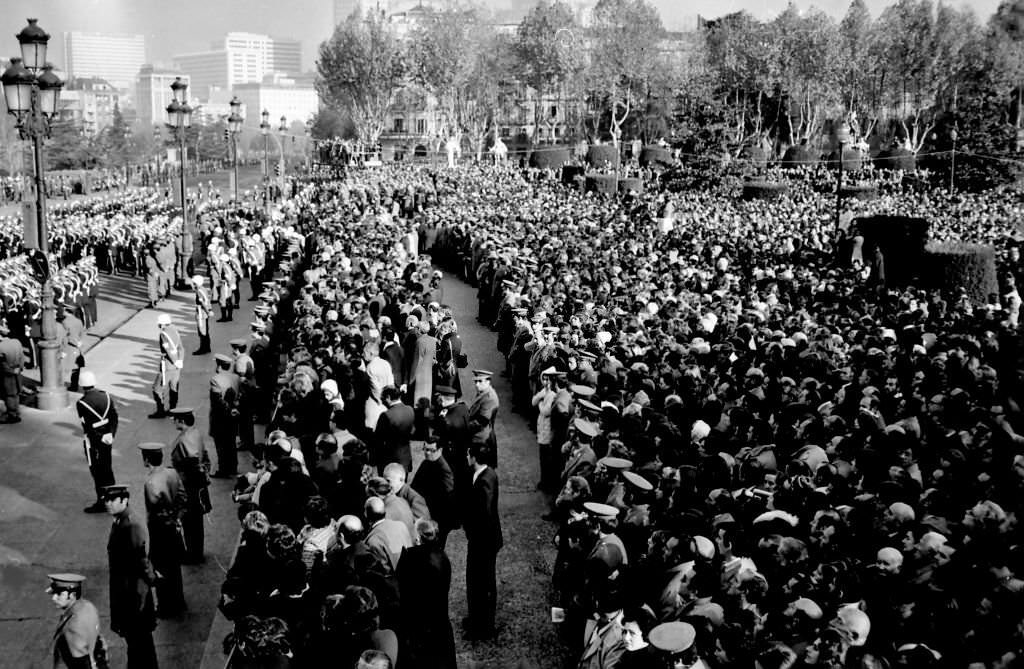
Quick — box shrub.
[586,145,620,168]
[639,146,673,169]
[780,145,818,168]
[740,146,767,172]
[921,242,999,304]
[824,147,863,171]
[840,184,878,201]
[561,165,586,186]
[529,146,571,170]
[584,173,618,195]
[618,177,644,193]
[741,182,789,201]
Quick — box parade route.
[0,270,259,668]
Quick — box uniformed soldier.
[138,442,187,617]
[102,484,159,669]
[47,573,107,669]
[229,338,256,451]
[209,354,240,478]
[0,319,24,423]
[169,408,211,564]
[76,370,119,513]
[150,313,183,419]
[190,276,211,356]
[143,245,161,308]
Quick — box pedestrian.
[396,518,457,668]
[373,386,414,473]
[149,313,183,419]
[169,407,211,564]
[210,353,240,478]
[410,436,456,547]
[46,573,107,669]
[462,441,502,641]
[190,276,211,355]
[76,369,118,513]
[0,319,24,423]
[138,442,187,618]
[102,484,159,669]
[467,369,500,465]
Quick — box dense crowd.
[420,164,1024,668]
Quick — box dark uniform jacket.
[107,509,157,636]
[76,388,118,445]
[52,599,103,669]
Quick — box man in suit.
[47,573,104,669]
[463,441,502,640]
[383,462,431,521]
[373,385,414,473]
[577,590,626,669]
[364,495,413,572]
[209,354,240,477]
[103,484,159,669]
[139,442,188,617]
[467,370,500,466]
[76,369,119,513]
[411,436,456,547]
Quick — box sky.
[0,0,1005,74]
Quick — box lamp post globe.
[16,18,49,73]
[166,98,182,127]
[35,64,63,117]
[0,57,34,116]
[170,76,187,104]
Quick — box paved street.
[0,269,259,668]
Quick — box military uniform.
[140,443,187,616]
[0,325,24,422]
[169,410,211,563]
[209,355,240,477]
[76,380,118,510]
[191,279,211,355]
[47,574,106,669]
[150,317,183,417]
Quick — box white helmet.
[79,370,97,388]
[157,313,172,326]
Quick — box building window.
[393,117,404,133]
[416,118,425,134]
[500,127,510,138]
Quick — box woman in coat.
[436,318,465,398]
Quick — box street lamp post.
[305,120,313,174]
[228,96,243,203]
[1,18,68,410]
[278,115,287,198]
[260,109,270,220]
[165,77,191,256]
[834,121,851,231]
[949,127,958,195]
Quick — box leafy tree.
[514,0,582,143]
[316,6,407,146]
[310,107,357,140]
[586,0,666,146]
[101,101,131,168]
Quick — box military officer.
[102,484,159,669]
[76,370,119,513]
[467,369,500,466]
[143,244,162,308]
[150,313,183,419]
[230,339,256,451]
[191,276,211,355]
[209,354,240,478]
[0,319,24,423]
[169,408,211,564]
[139,442,187,617]
[47,573,106,669]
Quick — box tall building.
[233,75,318,132]
[173,33,303,100]
[63,32,146,91]
[136,65,190,128]
[59,77,120,136]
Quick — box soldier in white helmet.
[76,369,119,513]
[150,313,183,418]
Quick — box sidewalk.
[0,272,260,668]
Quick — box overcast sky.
[1,0,1003,73]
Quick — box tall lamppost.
[278,114,287,196]
[834,121,851,231]
[1,18,67,410]
[227,96,243,202]
[949,127,958,195]
[260,109,270,219]
[305,119,313,174]
[165,77,191,246]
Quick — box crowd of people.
[38,151,1024,669]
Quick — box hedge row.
[921,242,999,304]
[529,147,571,171]
[584,173,618,195]
[741,182,790,201]
[586,145,620,168]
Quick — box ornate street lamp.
[228,96,243,202]
[1,19,68,410]
[260,109,271,218]
[834,121,852,231]
[166,77,190,283]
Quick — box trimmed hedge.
[639,146,673,169]
[875,147,916,172]
[586,145,620,168]
[780,145,818,168]
[741,182,789,201]
[740,146,768,172]
[840,184,878,201]
[584,173,618,195]
[824,147,863,171]
[851,216,930,286]
[618,177,644,193]
[530,146,571,170]
[921,242,999,304]
[561,164,585,186]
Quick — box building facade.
[173,33,303,100]
[136,65,190,129]
[233,76,318,131]
[59,77,121,136]
[63,32,146,91]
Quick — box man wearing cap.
[139,442,187,617]
[170,408,211,564]
[649,621,701,668]
[150,314,183,419]
[209,354,240,478]
[0,318,24,424]
[230,339,257,450]
[76,369,119,513]
[47,573,105,669]
[562,419,599,482]
[102,484,159,669]
[467,370,500,465]
[190,276,211,355]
